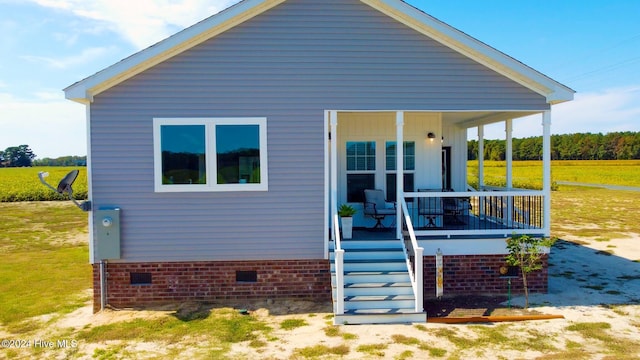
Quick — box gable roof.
[64,0,574,105]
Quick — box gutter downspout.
[100,260,107,311]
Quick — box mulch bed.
[424,295,539,318]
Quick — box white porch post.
[505,119,514,226]
[505,119,513,189]
[478,125,485,189]
[477,125,485,220]
[542,111,552,237]
[396,111,404,240]
[330,111,338,240]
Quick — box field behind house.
[468,159,640,189]
[0,161,639,359]
[0,167,88,202]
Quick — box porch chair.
[417,189,444,228]
[363,189,396,229]
[442,189,471,224]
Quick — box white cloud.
[21,46,113,69]
[478,86,640,139]
[552,86,640,135]
[0,93,86,158]
[29,0,241,50]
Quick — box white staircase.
[330,237,427,325]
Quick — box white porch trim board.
[324,110,330,257]
[505,119,513,188]
[477,125,484,188]
[543,111,552,237]
[418,238,550,256]
[505,119,514,223]
[395,111,404,240]
[330,110,338,240]
[86,104,95,264]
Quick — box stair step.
[331,240,401,250]
[333,282,414,297]
[346,282,412,288]
[337,272,411,283]
[334,312,427,325]
[344,298,416,310]
[331,252,405,258]
[345,295,415,301]
[343,258,405,263]
[332,263,407,272]
[330,240,426,324]
[335,247,403,252]
[344,308,418,314]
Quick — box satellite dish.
[56,169,79,195]
[38,170,91,211]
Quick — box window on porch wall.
[346,141,375,203]
[385,141,415,202]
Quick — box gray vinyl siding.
[89,0,549,262]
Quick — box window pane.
[386,142,396,171]
[347,174,375,203]
[346,141,375,171]
[386,173,414,202]
[216,125,260,184]
[386,141,415,171]
[404,142,415,170]
[161,125,206,184]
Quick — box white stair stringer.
[330,239,427,325]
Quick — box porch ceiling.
[443,111,541,129]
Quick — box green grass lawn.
[552,185,640,241]
[0,202,91,328]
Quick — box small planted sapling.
[505,234,556,308]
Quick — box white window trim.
[153,117,268,192]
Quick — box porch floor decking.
[348,229,511,241]
[347,214,521,241]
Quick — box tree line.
[0,144,86,167]
[3,132,639,167]
[468,132,640,161]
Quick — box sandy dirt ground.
[4,234,637,359]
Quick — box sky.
[1,0,639,159]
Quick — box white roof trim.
[65,0,574,105]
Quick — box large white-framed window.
[153,117,268,192]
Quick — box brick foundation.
[422,254,549,299]
[91,255,548,312]
[92,260,331,312]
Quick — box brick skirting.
[91,255,548,312]
[422,254,549,298]
[92,260,331,312]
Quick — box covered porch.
[327,109,553,323]
[326,109,553,242]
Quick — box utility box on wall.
[95,208,121,260]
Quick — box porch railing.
[332,211,345,315]
[400,198,424,313]
[404,189,545,237]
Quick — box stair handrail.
[400,198,424,313]
[332,211,345,315]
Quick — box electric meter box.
[95,208,121,260]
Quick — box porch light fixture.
[427,132,436,141]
